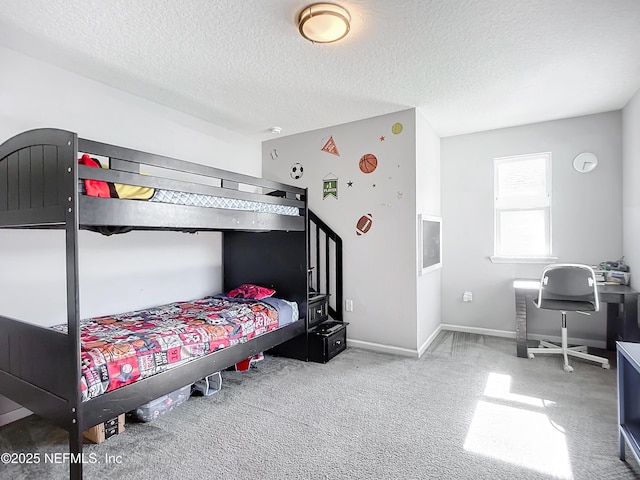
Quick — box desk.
[513,279,640,358]
[617,341,640,465]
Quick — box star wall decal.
[397,191,404,199]
[379,135,385,142]
[347,181,353,187]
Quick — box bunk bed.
[0,128,309,480]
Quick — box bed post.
[63,132,83,480]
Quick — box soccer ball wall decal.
[290,163,304,180]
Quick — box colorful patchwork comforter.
[52,295,297,401]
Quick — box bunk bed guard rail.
[0,128,307,232]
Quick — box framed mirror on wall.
[419,214,442,275]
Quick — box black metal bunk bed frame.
[0,128,308,479]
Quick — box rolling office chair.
[528,264,610,372]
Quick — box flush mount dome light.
[298,3,351,44]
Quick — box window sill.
[489,256,558,264]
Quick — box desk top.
[513,278,639,296]
[617,342,640,369]
[600,283,640,296]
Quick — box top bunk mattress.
[51,295,299,402]
[148,189,299,216]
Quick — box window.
[493,152,552,261]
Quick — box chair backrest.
[536,263,599,312]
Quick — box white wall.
[0,46,260,418]
[263,110,422,354]
[416,110,442,353]
[623,88,640,291]
[441,112,623,344]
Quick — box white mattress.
[150,189,300,216]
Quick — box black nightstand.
[308,321,349,363]
[270,293,347,362]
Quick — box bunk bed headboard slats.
[0,129,78,227]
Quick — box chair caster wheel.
[602,363,610,370]
[564,365,574,372]
[528,353,535,359]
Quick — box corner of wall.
[622,87,640,291]
[262,110,423,351]
[415,110,443,348]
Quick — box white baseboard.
[347,325,444,359]
[418,324,443,358]
[440,324,516,339]
[348,338,419,358]
[440,324,606,349]
[347,324,606,359]
[0,407,31,427]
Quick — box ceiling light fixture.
[298,3,351,44]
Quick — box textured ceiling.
[1,0,639,141]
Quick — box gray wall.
[441,112,623,345]
[623,88,640,291]
[263,109,441,355]
[0,44,260,327]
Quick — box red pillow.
[78,154,111,198]
[227,284,275,300]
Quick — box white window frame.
[490,152,557,264]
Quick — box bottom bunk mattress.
[51,295,299,402]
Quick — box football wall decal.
[356,213,373,236]
[290,162,304,180]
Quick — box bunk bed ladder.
[308,210,343,322]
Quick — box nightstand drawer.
[326,328,346,359]
[308,294,329,328]
[308,321,348,363]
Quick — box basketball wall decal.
[356,213,373,236]
[359,154,378,174]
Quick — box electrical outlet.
[345,299,353,312]
[463,291,473,302]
